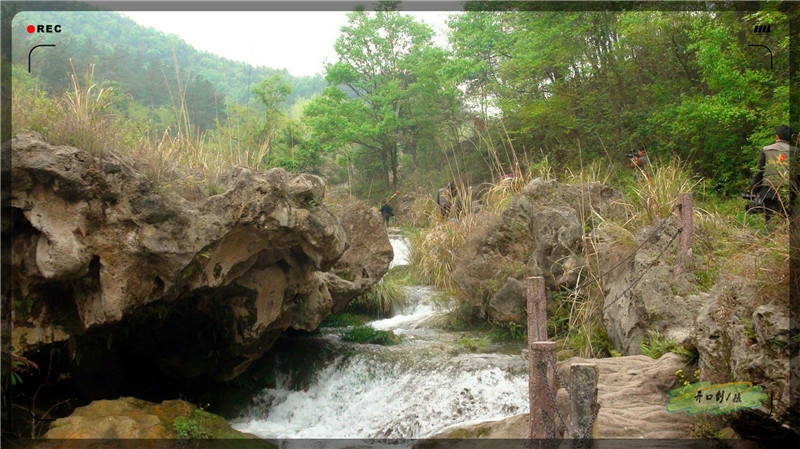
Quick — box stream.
[230,234,530,444]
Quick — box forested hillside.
[6,2,797,198]
[9,8,326,132]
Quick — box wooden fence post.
[677,192,693,271]
[526,276,547,342]
[565,363,599,446]
[528,276,557,442]
[529,341,557,441]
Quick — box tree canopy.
[8,3,794,198]
[304,7,464,191]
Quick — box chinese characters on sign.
[666,381,768,416]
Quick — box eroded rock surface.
[3,132,392,389]
[423,353,692,441]
[599,218,700,355]
[693,276,792,437]
[454,178,628,323]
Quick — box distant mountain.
[9,6,326,117]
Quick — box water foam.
[231,234,530,442]
[232,353,529,440]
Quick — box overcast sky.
[122,11,453,77]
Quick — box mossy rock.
[43,397,264,441]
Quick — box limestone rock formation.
[3,132,392,391]
[599,218,700,355]
[488,277,527,324]
[454,178,627,323]
[598,223,792,437]
[320,201,395,313]
[693,276,792,437]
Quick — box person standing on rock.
[436,181,461,218]
[750,124,799,227]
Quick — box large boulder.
[320,201,394,312]
[42,397,258,440]
[693,276,792,438]
[488,278,527,324]
[599,215,794,438]
[600,218,699,355]
[3,132,391,390]
[454,178,627,323]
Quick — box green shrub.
[491,321,526,341]
[561,320,616,358]
[457,336,491,352]
[340,325,401,345]
[640,329,697,363]
[172,416,208,439]
[319,313,370,328]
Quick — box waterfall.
[230,234,529,442]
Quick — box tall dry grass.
[407,139,789,356]
[11,60,277,200]
[12,61,137,155]
[630,157,703,225]
[349,267,408,317]
[693,206,789,301]
[408,213,490,292]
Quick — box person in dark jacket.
[380,191,399,227]
[630,146,649,170]
[380,204,394,227]
[750,124,799,226]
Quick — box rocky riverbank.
[3,133,795,442]
[2,132,392,437]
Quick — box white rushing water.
[388,234,410,268]
[231,234,529,444]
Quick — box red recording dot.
[27,25,35,33]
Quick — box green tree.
[447,11,511,118]
[184,75,226,132]
[643,10,788,192]
[305,7,457,192]
[252,73,292,143]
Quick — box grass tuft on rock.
[340,325,402,345]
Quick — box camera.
[626,147,645,159]
[742,192,764,214]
